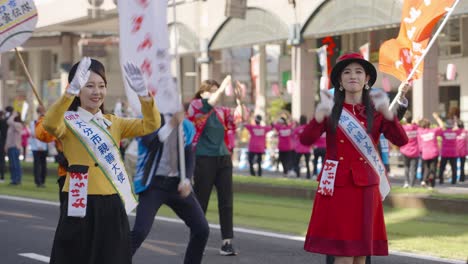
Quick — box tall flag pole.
[171,1,187,181]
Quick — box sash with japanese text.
[339,108,390,200]
[64,111,138,214]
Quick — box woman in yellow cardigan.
[43,57,160,264]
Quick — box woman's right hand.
[315,90,333,123]
[67,57,91,96]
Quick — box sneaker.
[421,181,426,187]
[403,183,409,188]
[219,242,237,256]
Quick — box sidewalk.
[233,164,468,195]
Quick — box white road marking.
[2,195,466,264]
[19,253,50,262]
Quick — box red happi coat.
[299,103,408,256]
[186,99,236,151]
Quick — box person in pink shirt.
[312,132,326,178]
[273,116,295,176]
[433,112,461,185]
[245,115,272,177]
[417,118,440,188]
[456,122,467,182]
[399,114,419,188]
[20,124,30,161]
[292,115,312,178]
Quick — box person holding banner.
[131,112,209,264]
[43,57,161,264]
[187,76,239,256]
[300,52,408,263]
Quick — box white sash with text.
[64,111,138,214]
[338,109,390,200]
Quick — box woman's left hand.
[370,89,393,120]
[123,62,149,97]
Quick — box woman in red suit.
[300,53,408,264]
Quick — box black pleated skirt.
[50,194,132,264]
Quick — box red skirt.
[304,184,388,256]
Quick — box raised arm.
[207,75,231,106]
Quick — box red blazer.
[300,104,408,187]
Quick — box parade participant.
[43,57,161,264]
[292,115,312,178]
[187,76,238,256]
[300,52,408,264]
[131,111,209,264]
[35,116,68,204]
[30,106,49,188]
[245,115,272,177]
[5,111,23,185]
[433,112,461,185]
[400,112,420,188]
[417,118,440,188]
[456,121,467,182]
[273,114,295,176]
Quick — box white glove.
[370,89,394,120]
[67,57,91,96]
[178,178,192,198]
[314,90,334,123]
[123,62,148,97]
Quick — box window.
[439,18,462,57]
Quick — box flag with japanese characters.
[378,0,455,81]
[118,0,180,115]
[0,0,38,53]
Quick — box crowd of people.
[1,53,467,264]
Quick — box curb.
[233,182,468,215]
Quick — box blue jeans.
[7,147,22,184]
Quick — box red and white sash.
[64,111,138,217]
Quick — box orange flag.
[401,0,455,43]
[379,0,455,81]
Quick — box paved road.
[0,195,464,264]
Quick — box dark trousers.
[438,157,457,184]
[422,158,438,187]
[294,152,311,178]
[402,155,418,187]
[193,155,234,239]
[0,148,5,180]
[131,177,209,264]
[313,148,326,175]
[278,150,294,174]
[460,157,466,182]
[248,152,263,176]
[326,256,371,264]
[33,150,48,186]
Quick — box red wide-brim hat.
[330,52,377,89]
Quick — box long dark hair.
[328,83,374,134]
[67,58,107,112]
[194,79,219,99]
